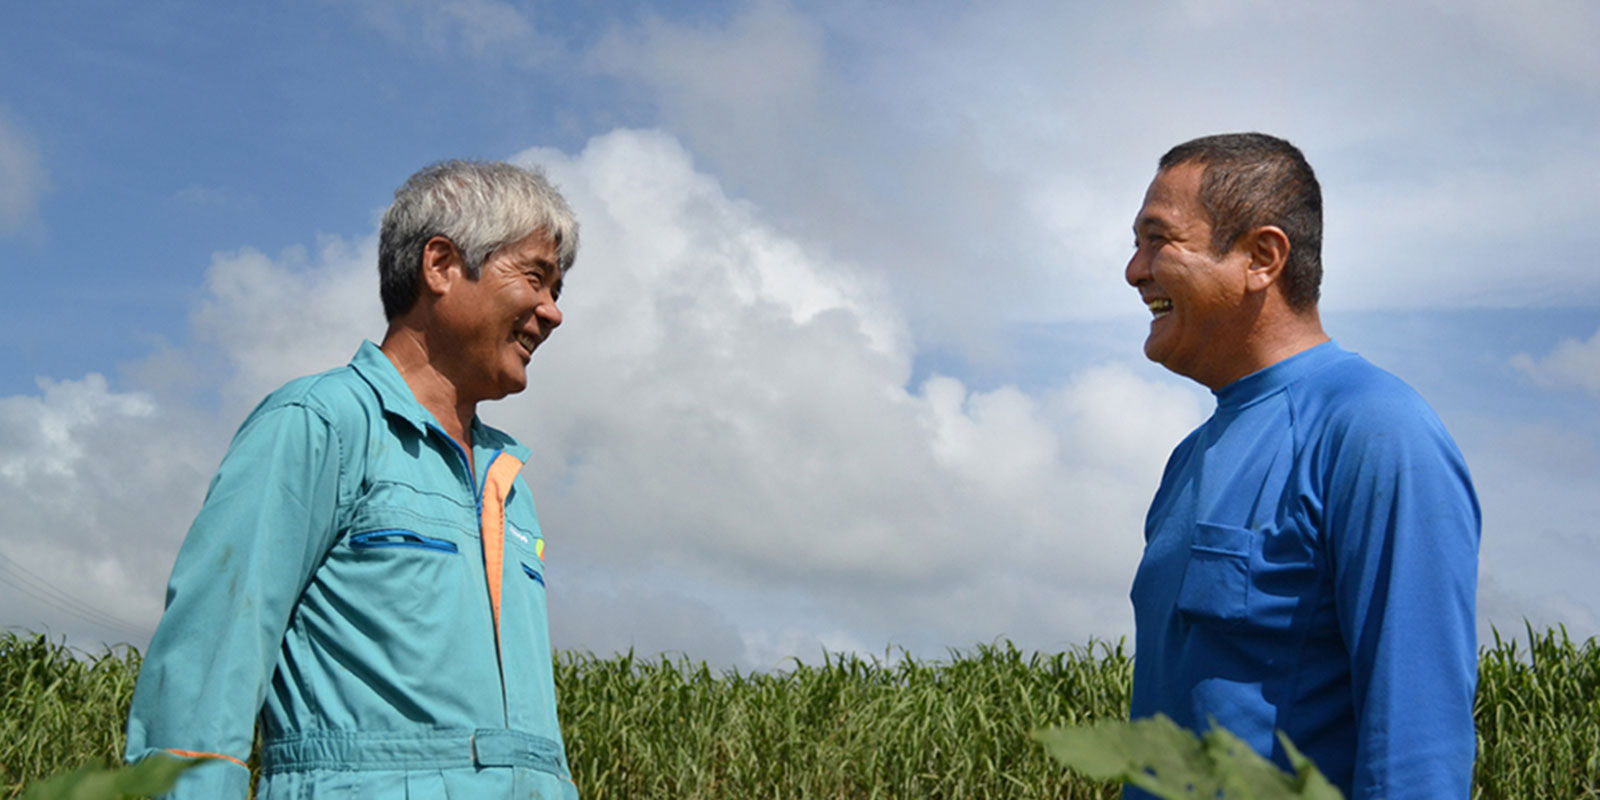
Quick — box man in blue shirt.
[126,161,582,798]
[1124,133,1480,799]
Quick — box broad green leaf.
[1033,714,1344,799]
[21,755,198,800]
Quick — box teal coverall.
[125,341,579,798]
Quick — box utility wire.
[0,551,143,634]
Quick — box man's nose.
[538,298,562,329]
[1125,249,1150,287]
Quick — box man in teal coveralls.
[125,161,582,798]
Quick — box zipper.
[428,422,516,726]
[425,422,482,516]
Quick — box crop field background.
[2,627,1597,799]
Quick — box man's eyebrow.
[1134,215,1173,235]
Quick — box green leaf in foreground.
[1033,714,1343,799]
[20,754,199,800]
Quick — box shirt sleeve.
[1325,401,1481,799]
[124,402,346,799]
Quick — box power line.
[0,550,144,634]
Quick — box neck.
[1193,302,1329,390]
[380,325,477,456]
[1220,306,1329,389]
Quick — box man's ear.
[1243,225,1290,293]
[420,236,462,296]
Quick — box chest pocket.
[326,480,476,621]
[1176,522,1252,627]
[506,520,546,592]
[349,529,459,553]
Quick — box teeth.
[1147,298,1173,314]
[516,333,537,352]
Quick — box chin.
[1143,338,1167,364]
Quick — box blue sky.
[3,0,1598,666]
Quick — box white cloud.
[13,94,1597,667]
[0,237,384,648]
[1510,327,1600,396]
[491,129,1205,659]
[0,125,1203,663]
[0,375,217,648]
[0,375,153,482]
[0,110,48,236]
[192,235,387,412]
[582,0,1600,342]
[136,126,1205,662]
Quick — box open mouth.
[1146,298,1173,317]
[515,332,538,355]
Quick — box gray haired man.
[127,161,583,798]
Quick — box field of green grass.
[3,627,1597,798]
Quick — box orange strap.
[480,453,524,650]
[165,749,247,768]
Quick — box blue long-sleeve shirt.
[125,341,578,799]
[1128,341,1479,799]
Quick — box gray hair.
[378,160,580,320]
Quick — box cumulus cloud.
[583,0,1600,339]
[2,126,1199,664]
[1510,327,1600,396]
[0,110,48,236]
[0,239,384,648]
[17,117,1591,667]
[492,129,1205,661]
[14,0,1600,664]
[192,235,387,412]
[588,1,1095,353]
[0,375,217,648]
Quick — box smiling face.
[433,229,564,405]
[1125,162,1255,389]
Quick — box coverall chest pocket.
[505,520,547,602]
[1176,522,1252,627]
[349,529,459,554]
[332,497,473,621]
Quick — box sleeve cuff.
[128,749,251,799]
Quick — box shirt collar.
[349,340,435,436]
[348,340,531,461]
[1214,339,1345,411]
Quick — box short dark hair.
[1159,133,1322,310]
[378,160,579,321]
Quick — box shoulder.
[1295,352,1444,439]
[1291,352,1469,481]
[237,363,383,449]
